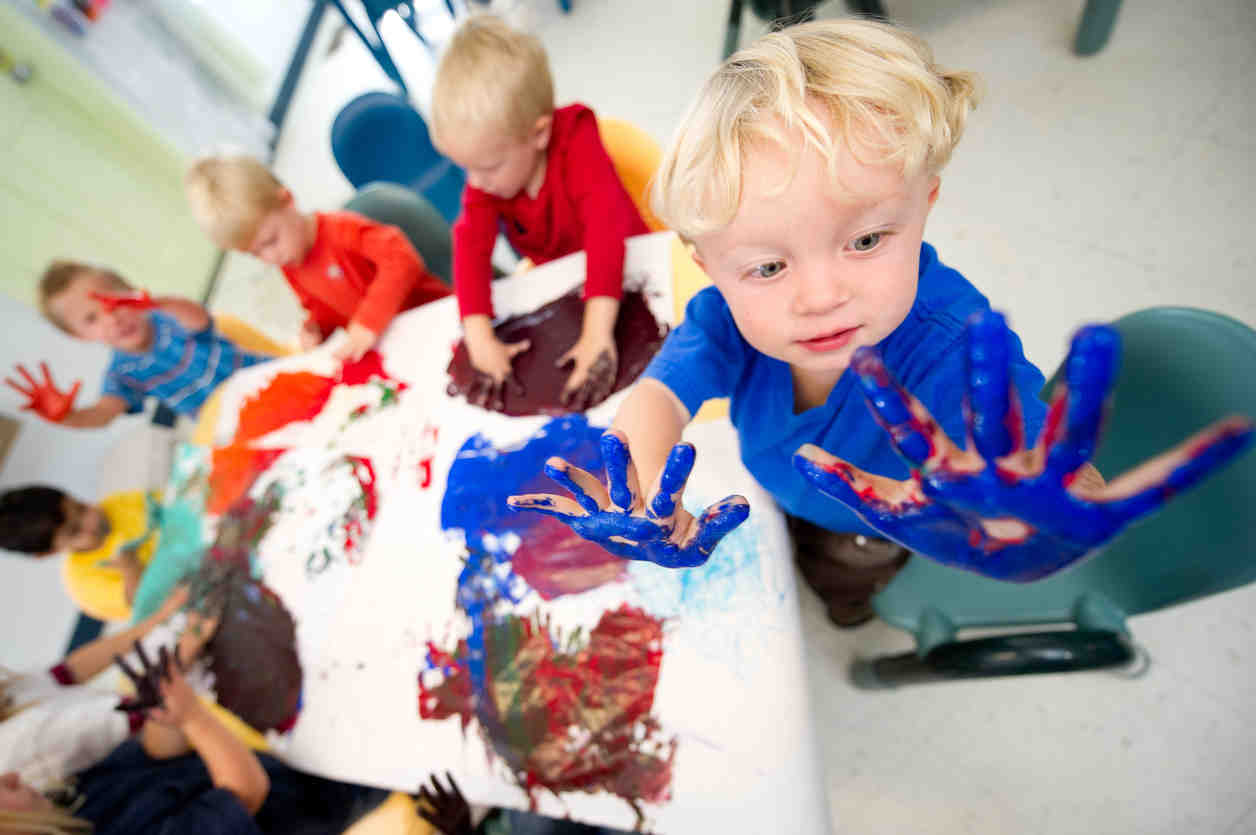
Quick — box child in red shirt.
[432,15,649,408]
[186,156,450,361]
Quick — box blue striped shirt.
[103,312,267,416]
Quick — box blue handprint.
[508,431,750,568]
[793,310,1254,582]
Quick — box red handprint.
[5,362,81,422]
[90,289,154,312]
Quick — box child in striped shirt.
[6,260,268,428]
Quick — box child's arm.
[60,585,188,683]
[794,311,1254,582]
[558,112,649,404]
[452,198,531,390]
[140,659,269,814]
[92,289,211,333]
[335,223,448,362]
[60,396,129,428]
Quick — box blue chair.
[853,307,1256,688]
[331,91,466,225]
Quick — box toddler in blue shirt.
[508,21,1252,619]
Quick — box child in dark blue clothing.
[508,20,1251,617]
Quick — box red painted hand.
[90,289,155,312]
[5,362,81,422]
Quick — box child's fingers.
[66,380,82,403]
[114,653,143,686]
[600,430,643,512]
[851,348,947,468]
[794,443,921,514]
[966,310,1019,460]
[1101,416,1253,522]
[4,378,33,398]
[688,495,750,556]
[646,443,696,521]
[445,770,466,803]
[506,339,531,358]
[507,493,588,519]
[504,372,525,397]
[39,362,56,388]
[1045,325,1119,481]
[16,364,39,389]
[542,457,609,514]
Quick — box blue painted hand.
[507,430,751,568]
[793,310,1254,582]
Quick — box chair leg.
[1074,0,1122,56]
[850,629,1137,688]
[723,0,745,60]
[845,0,887,21]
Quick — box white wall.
[0,291,153,670]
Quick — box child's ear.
[927,176,941,208]
[278,187,295,208]
[533,114,554,151]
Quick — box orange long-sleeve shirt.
[282,211,451,339]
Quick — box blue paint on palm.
[796,313,1254,582]
[514,433,751,569]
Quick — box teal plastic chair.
[854,308,1256,687]
[343,181,452,287]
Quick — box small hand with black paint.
[508,430,750,568]
[793,310,1254,582]
[462,318,528,411]
[557,342,617,412]
[114,640,178,716]
[414,771,473,835]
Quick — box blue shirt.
[645,243,1048,536]
[103,312,267,417]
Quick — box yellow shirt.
[60,491,158,622]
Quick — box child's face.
[441,117,551,200]
[247,192,314,267]
[49,271,153,352]
[50,495,110,554]
[691,128,940,398]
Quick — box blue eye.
[753,261,786,279]
[851,232,883,252]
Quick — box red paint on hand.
[5,362,81,423]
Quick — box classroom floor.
[210,1,1256,833]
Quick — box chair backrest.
[344,182,452,286]
[330,91,466,224]
[596,116,665,232]
[873,307,1256,637]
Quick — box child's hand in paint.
[793,310,1254,582]
[90,288,155,312]
[508,430,751,568]
[5,362,81,423]
[332,321,377,363]
[414,771,473,835]
[463,319,528,411]
[115,641,177,716]
[559,296,619,411]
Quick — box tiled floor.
[210,1,1256,832]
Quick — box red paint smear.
[347,456,378,520]
[1042,390,1068,450]
[419,606,675,812]
[235,371,336,443]
[338,349,408,391]
[418,457,433,489]
[509,517,627,601]
[1004,391,1025,452]
[207,446,285,515]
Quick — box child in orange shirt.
[185,155,450,361]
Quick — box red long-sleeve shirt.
[282,211,451,338]
[451,103,650,319]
